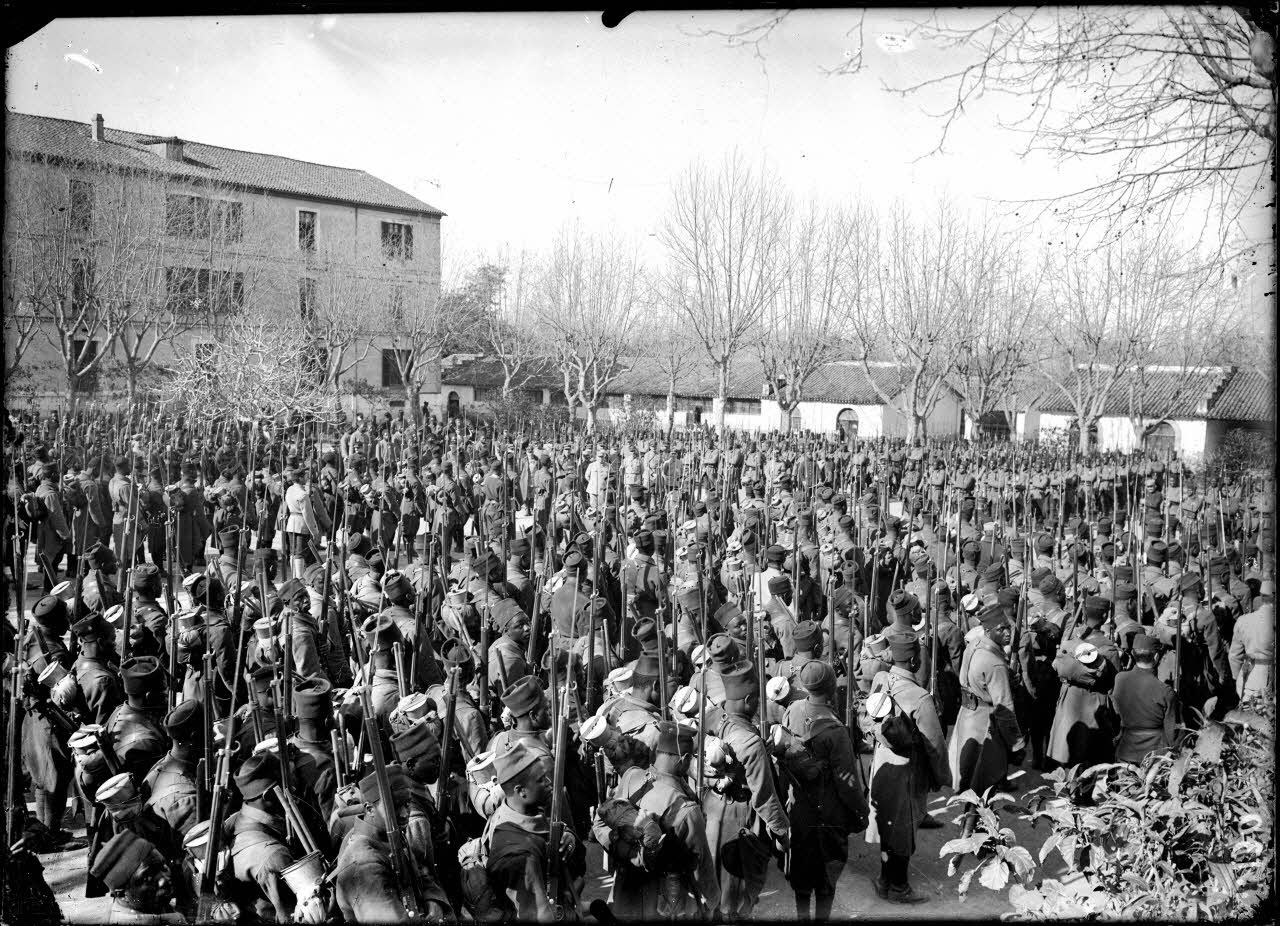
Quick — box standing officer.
[1112,634,1177,763]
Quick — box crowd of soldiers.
[2,407,1274,923]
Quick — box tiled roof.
[1035,368,1229,418]
[1208,368,1273,422]
[442,357,562,392]
[447,354,925,405]
[6,111,442,216]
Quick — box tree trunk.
[1078,420,1094,454]
[585,403,598,433]
[125,366,138,410]
[715,358,728,433]
[405,380,422,426]
[780,401,795,434]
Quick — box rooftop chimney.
[91,113,104,142]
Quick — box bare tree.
[535,223,641,431]
[707,8,1276,248]
[848,200,1005,439]
[756,200,862,432]
[298,248,380,391]
[163,303,341,424]
[477,248,548,398]
[661,151,791,431]
[951,247,1045,438]
[639,280,703,430]
[1038,231,1203,453]
[378,273,471,426]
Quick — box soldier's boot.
[814,891,835,922]
[794,890,811,920]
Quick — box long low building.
[1019,366,1273,457]
[440,355,967,437]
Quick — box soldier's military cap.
[958,497,976,515]
[798,660,836,695]
[217,528,240,549]
[382,572,412,604]
[1206,555,1230,578]
[977,603,1009,632]
[98,771,140,807]
[836,514,854,531]
[1098,540,1116,559]
[121,656,163,696]
[980,564,1004,585]
[1147,541,1168,565]
[32,595,69,627]
[1034,534,1054,554]
[960,539,980,558]
[563,549,585,570]
[1178,572,1203,598]
[677,585,702,611]
[90,831,155,892]
[692,500,708,516]
[1096,517,1113,536]
[740,509,761,527]
[294,677,333,719]
[1008,538,1027,559]
[492,598,527,632]
[634,530,655,553]
[509,537,530,557]
[997,587,1020,612]
[1130,633,1157,657]
[501,675,543,716]
[1166,540,1183,560]
[441,639,472,669]
[84,542,116,571]
[1038,575,1064,599]
[765,544,786,564]
[366,551,385,572]
[494,740,542,788]
[886,632,920,663]
[706,633,744,672]
[717,662,757,700]
[71,613,111,642]
[347,532,371,557]
[1109,563,1133,583]
[164,699,202,742]
[631,617,658,653]
[361,613,401,649]
[391,718,439,763]
[792,620,822,652]
[887,590,920,623]
[358,765,415,807]
[397,691,432,722]
[1112,581,1137,602]
[235,752,280,801]
[277,577,309,606]
[1083,596,1111,621]
[632,653,661,681]
[654,720,694,756]
[767,575,792,596]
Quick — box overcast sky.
[5,11,1268,272]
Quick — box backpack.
[458,835,514,923]
[868,681,921,758]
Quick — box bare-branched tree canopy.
[661,151,791,431]
[708,7,1277,245]
[535,223,641,430]
[756,200,860,431]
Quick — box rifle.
[356,685,428,917]
[436,665,459,815]
[545,602,577,919]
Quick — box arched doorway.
[836,408,859,440]
[1144,421,1176,457]
[447,391,461,419]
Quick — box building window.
[72,339,99,393]
[382,348,411,388]
[298,210,317,253]
[71,258,93,310]
[165,194,242,242]
[69,179,93,235]
[299,278,316,321]
[302,343,328,384]
[166,194,210,238]
[381,222,413,261]
[837,408,859,440]
[723,398,761,415]
[1144,421,1177,458]
[166,267,244,316]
